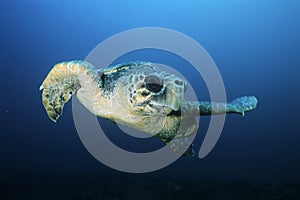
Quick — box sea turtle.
[40,60,258,157]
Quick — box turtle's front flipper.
[182,96,258,116]
[227,96,258,116]
[40,61,101,122]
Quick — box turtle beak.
[164,85,182,111]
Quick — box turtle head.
[128,67,187,115]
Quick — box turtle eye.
[145,75,163,93]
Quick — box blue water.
[1,0,299,199]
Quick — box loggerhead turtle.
[40,61,258,157]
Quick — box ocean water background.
[0,0,299,199]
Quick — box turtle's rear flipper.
[228,96,258,116]
[182,143,195,158]
[168,137,195,158]
[39,61,99,122]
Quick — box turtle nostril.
[175,80,183,86]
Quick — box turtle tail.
[39,60,100,122]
